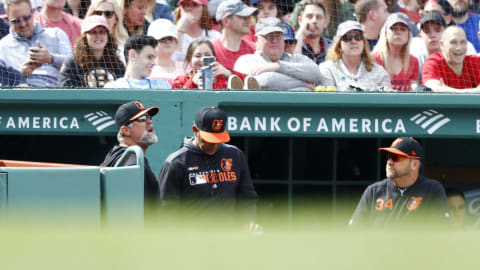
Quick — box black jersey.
[349,176,449,228]
[158,137,258,215]
[100,145,160,204]
[59,57,125,88]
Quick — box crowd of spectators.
[1,0,480,92]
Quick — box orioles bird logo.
[406,196,423,211]
[391,138,403,146]
[134,101,146,110]
[212,120,223,131]
[221,158,233,171]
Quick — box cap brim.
[129,106,159,122]
[256,27,285,36]
[378,147,420,159]
[236,6,258,17]
[198,129,230,143]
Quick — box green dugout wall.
[1,89,480,222]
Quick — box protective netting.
[0,0,479,92]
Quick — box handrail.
[0,159,89,168]
[114,145,144,169]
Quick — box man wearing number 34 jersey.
[349,137,450,228]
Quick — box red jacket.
[172,71,228,90]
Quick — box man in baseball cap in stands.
[349,137,449,228]
[234,17,321,91]
[101,101,160,210]
[158,106,261,232]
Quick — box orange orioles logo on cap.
[134,101,146,110]
[391,138,403,146]
[212,120,223,131]
[406,196,423,211]
[221,158,233,171]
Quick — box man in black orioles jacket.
[158,106,260,231]
[349,137,450,228]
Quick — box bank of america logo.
[84,111,115,131]
[410,109,450,134]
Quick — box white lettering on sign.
[477,120,480,133]
[2,116,80,130]
[287,117,300,132]
[227,116,407,134]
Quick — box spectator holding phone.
[172,39,254,90]
[0,0,72,87]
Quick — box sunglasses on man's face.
[387,153,406,162]
[93,10,115,18]
[9,14,32,25]
[134,114,151,122]
[342,34,363,42]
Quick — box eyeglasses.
[9,14,32,25]
[135,114,151,122]
[93,10,115,18]
[387,153,406,162]
[342,34,363,42]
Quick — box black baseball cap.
[420,11,446,30]
[115,101,159,128]
[378,137,423,160]
[194,106,230,143]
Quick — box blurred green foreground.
[1,209,478,270]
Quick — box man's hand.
[248,62,280,76]
[19,60,41,77]
[28,41,53,64]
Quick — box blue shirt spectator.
[104,77,172,88]
[0,23,72,87]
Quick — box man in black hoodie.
[158,106,260,231]
[100,101,160,208]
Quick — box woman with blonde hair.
[172,0,220,62]
[118,0,151,36]
[318,20,391,92]
[372,13,419,91]
[86,0,129,61]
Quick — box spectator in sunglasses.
[59,15,125,87]
[148,19,186,83]
[319,21,391,92]
[372,13,419,91]
[101,100,161,213]
[0,0,72,87]
[349,137,449,228]
[86,0,129,63]
[35,0,82,47]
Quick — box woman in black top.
[60,15,125,87]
